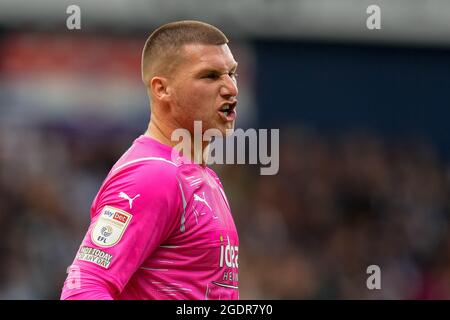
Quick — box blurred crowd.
[229,127,450,299]
[1,124,450,299]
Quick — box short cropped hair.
[141,20,229,84]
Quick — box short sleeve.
[69,161,182,294]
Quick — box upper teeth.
[222,105,230,111]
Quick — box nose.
[220,74,238,99]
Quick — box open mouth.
[218,101,237,121]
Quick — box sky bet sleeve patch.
[77,246,113,269]
[91,206,133,248]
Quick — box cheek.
[171,82,222,130]
[175,83,199,105]
[179,85,216,112]
[171,91,202,128]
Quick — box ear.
[150,76,171,102]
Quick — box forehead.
[179,43,237,71]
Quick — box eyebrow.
[197,62,238,75]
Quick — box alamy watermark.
[171,121,279,175]
[366,5,381,30]
[65,265,81,289]
[66,5,81,30]
[366,264,381,290]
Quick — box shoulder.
[94,157,183,217]
[97,156,182,208]
[111,156,180,185]
[113,155,179,175]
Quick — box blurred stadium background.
[1,0,450,299]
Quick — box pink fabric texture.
[61,135,239,300]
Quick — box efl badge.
[91,206,132,247]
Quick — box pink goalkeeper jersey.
[61,135,239,300]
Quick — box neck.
[145,117,210,166]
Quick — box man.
[61,20,239,300]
